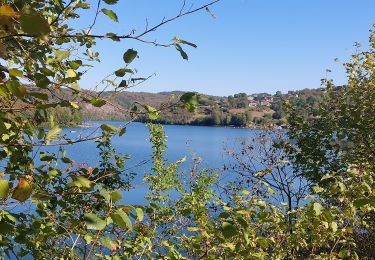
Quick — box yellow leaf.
[0,5,18,17]
[67,69,76,78]
[0,179,9,198]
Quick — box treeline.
[137,106,254,127]
[21,106,83,127]
[39,88,325,128]
[135,89,324,127]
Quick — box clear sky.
[77,0,375,96]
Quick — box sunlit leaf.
[180,92,199,112]
[144,105,159,120]
[100,124,119,134]
[12,179,32,202]
[45,126,61,144]
[8,69,23,77]
[67,69,77,78]
[173,37,197,48]
[111,209,132,230]
[68,176,92,189]
[54,50,70,61]
[84,213,106,230]
[68,60,82,70]
[135,207,144,221]
[102,8,118,22]
[0,5,18,17]
[313,202,323,216]
[0,179,9,199]
[91,98,106,107]
[111,191,122,202]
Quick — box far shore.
[76,120,288,130]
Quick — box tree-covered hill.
[81,88,325,127]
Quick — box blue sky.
[77,0,375,96]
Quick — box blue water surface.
[42,121,260,204]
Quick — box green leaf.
[54,50,70,61]
[8,68,23,77]
[29,92,48,101]
[331,221,338,232]
[321,174,333,181]
[175,43,188,60]
[68,60,82,70]
[180,92,199,112]
[100,124,119,134]
[135,208,144,221]
[77,2,91,9]
[111,209,132,230]
[123,49,138,64]
[35,73,50,88]
[110,191,122,202]
[187,227,199,232]
[61,157,72,164]
[312,185,324,193]
[20,7,50,36]
[105,32,120,41]
[0,179,9,199]
[115,68,133,77]
[103,0,118,4]
[45,126,61,144]
[84,213,106,230]
[91,98,106,107]
[7,80,26,98]
[0,85,9,98]
[40,67,54,77]
[48,169,59,179]
[68,176,92,189]
[173,37,197,48]
[222,222,237,239]
[338,249,350,258]
[102,8,118,22]
[144,105,159,120]
[69,101,79,109]
[313,202,323,216]
[353,197,375,207]
[71,82,80,90]
[118,80,127,88]
[40,154,56,162]
[257,237,269,248]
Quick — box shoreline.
[80,120,287,130]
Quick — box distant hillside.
[81,88,325,127]
[19,85,325,127]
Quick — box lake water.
[46,121,261,204]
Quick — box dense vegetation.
[0,0,375,259]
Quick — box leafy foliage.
[0,0,374,258]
